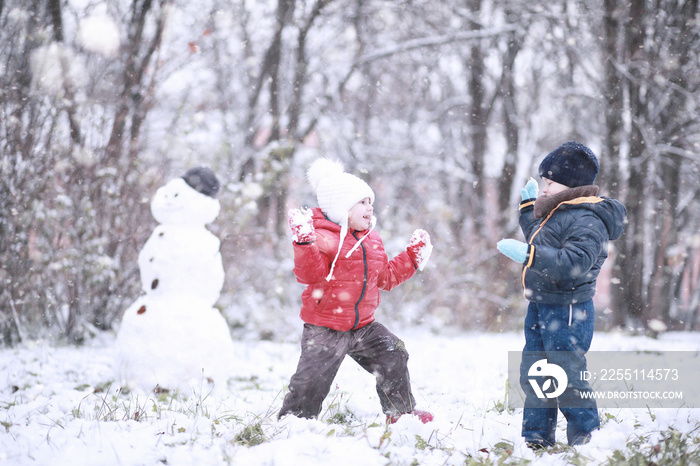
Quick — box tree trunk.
[603,0,627,327]
[618,0,648,328]
[467,0,487,236]
[498,22,520,220]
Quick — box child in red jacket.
[278,158,433,424]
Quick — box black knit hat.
[538,141,599,188]
[182,167,220,197]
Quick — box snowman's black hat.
[182,167,220,197]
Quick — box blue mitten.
[521,177,539,201]
[497,239,528,264]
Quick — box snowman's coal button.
[151,279,159,290]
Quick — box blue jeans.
[519,300,600,446]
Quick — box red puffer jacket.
[293,208,417,331]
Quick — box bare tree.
[605,0,700,332]
[0,0,171,344]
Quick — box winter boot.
[386,409,433,424]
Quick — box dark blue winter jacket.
[518,185,627,305]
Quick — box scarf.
[534,185,600,219]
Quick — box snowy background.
[3,1,700,464]
[2,329,699,465]
[4,0,699,348]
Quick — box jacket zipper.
[351,232,367,330]
[521,204,560,298]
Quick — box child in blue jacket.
[497,141,627,448]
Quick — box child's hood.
[309,206,341,231]
[535,186,626,242]
[575,197,627,241]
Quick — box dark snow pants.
[520,300,600,446]
[278,321,416,419]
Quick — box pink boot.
[387,409,434,424]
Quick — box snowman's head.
[151,177,221,226]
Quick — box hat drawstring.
[344,216,376,258]
[325,216,376,282]
[326,224,347,281]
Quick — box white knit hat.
[307,158,374,226]
[307,158,375,280]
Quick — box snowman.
[114,167,235,393]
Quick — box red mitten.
[406,229,433,271]
[288,208,316,243]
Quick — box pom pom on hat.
[307,158,375,226]
[538,141,599,188]
[307,158,344,193]
[182,167,220,197]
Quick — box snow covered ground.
[1,328,699,465]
